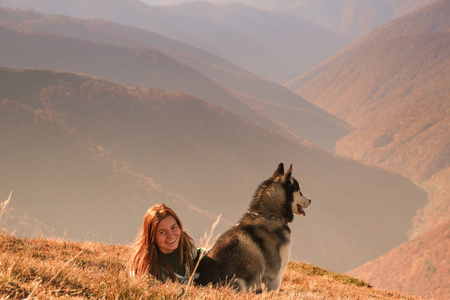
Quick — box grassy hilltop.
[0,234,424,299]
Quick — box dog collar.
[251,211,288,224]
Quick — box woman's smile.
[156,216,181,253]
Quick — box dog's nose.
[309,199,312,204]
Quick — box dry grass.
[0,191,13,221]
[0,234,426,300]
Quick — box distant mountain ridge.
[142,0,438,40]
[0,0,351,83]
[0,7,351,151]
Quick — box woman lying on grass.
[128,203,204,283]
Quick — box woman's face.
[155,215,181,254]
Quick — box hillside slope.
[0,23,255,118]
[287,0,449,92]
[347,221,450,300]
[0,89,220,242]
[0,67,427,273]
[0,234,424,299]
[291,32,449,129]
[286,2,449,298]
[288,0,449,210]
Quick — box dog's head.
[250,163,311,222]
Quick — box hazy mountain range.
[0,0,448,298]
[141,0,438,39]
[0,0,351,83]
[0,7,350,152]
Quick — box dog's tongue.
[298,204,306,216]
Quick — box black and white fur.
[196,163,311,292]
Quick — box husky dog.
[196,163,311,292]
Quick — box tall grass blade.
[184,214,222,296]
[0,190,13,221]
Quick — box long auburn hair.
[128,203,195,282]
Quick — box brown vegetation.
[0,233,425,299]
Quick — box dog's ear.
[272,163,284,178]
[283,164,293,183]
